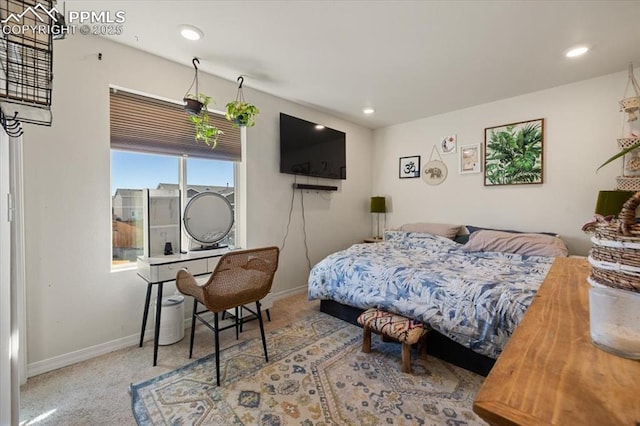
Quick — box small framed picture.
[399,155,421,178]
[440,134,457,154]
[459,144,481,174]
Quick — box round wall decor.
[423,160,447,185]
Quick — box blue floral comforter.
[308,231,555,359]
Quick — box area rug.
[131,312,486,425]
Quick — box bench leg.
[401,343,412,373]
[362,326,372,353]
[417,334,428,360]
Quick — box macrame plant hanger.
[617,63,640,187]
[621,63,640,123]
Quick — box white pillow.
[398,223,462,240]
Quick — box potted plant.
[183,93,205,115]
[225,100,259,128]
[188,94,223,148]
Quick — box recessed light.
[315,125,325,130]
[179,24,204,41]
[565,45,589,58]
[363,107,375,114]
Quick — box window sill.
[111,263,137,273]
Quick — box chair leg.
[401,343,411,374]
[239,306,244,333]
[417,334,428,360]
[266,308,271,322]
[234,307,239,340]
[189,299,198,359]
[362,326,372,353]
[256,301,268,362]
[214,312,220,386]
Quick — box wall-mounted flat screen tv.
[279,113,346,180]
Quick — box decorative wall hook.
[0,109,24,137]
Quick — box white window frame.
[110,154,239,272]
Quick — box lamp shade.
[370,196,386,213]
[594,190,635,217]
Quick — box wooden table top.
[473,257,640,425]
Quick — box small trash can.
[154,294,185,345]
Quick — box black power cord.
[280,176,313,271]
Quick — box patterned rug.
[131,313,487,425]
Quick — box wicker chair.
[175,246,279,385]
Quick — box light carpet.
[131,312,486,425]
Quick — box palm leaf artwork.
[484,120,543,185]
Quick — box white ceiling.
[70,1,640,129]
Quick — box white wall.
[22,35,372,369]
[372,71,627,255]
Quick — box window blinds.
[109,89,241,161]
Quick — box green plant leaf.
[597,141,640,172]
[186,93,223,148]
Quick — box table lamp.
[370,196,386,239]
[594,190,635,217]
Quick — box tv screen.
[279,113,346,180]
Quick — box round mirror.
[183,192,234,248]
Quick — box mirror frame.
[183,191,234,245]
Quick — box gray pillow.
[461,230,568,257]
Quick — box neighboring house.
[112,188,143,222]
[156,183,235,206]
[112,188,144,262]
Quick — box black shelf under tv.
[292,183,338,191]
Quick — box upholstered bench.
[357,308,428,373]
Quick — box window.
[111,151,235,267]
[109,88,241,268]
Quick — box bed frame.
[320,299,495,377]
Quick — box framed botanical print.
[484,118,544,186]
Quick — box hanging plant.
[226,101,259,127]
[182,57,223,148]
[183,93,204,115]
[189,94,223,148]
[597,64,640,172]
[225,76,260,128]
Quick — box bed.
[308,226,568,374]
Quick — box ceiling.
[69,1,640,129]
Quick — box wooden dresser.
[473,257,640,425]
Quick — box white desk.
[137,249,228,366]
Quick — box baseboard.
[272,284,308,300]
[27,332,154,378]
[26,285,310,378]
